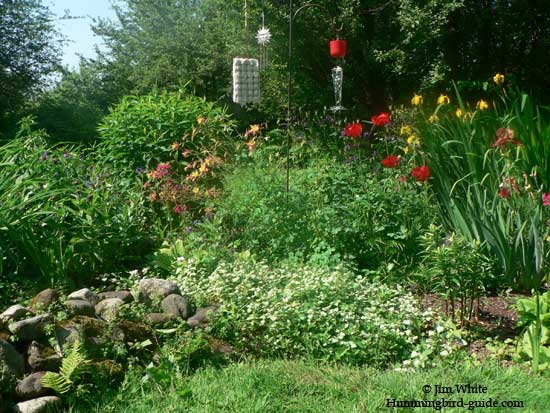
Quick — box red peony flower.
[371,112,391,127]
[345,122,362,138]
[411,165,430,182]
[381,155,399,168]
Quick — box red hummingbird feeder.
[329,39,347,58]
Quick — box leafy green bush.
[97,90,237,172]
[174,257,443,366]
[215,158,435,272]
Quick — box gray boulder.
[15,372,54,401]
[95,298,125,322]
[187,306,218,329]
[0,305,33,325]
[29,289,59,312]
[54,323,82,351]
[161,294,191,320]
[0,338,24,388]
[145,313,178,327]
[97,291,134,304]
[66,299,95,317]
[9,314,54,341]
[12,396,61,413]
[67,288,99,306]
[27,342,61,373]
[137,278,181,304]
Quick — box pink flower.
[543,193,550,206]
[173,205,187,214]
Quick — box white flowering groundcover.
[173,259,457,367]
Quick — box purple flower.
[39,151,49,161]
[185,226,193,234]
[362,131,370,140]
[63,152,71,159]
[340,129,347,138]
[325,115,335,124]
[135,167,146,174]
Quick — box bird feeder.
[329,39,347,58]
[232,58,261,106]
[329,39,347,112]
[232,0,261,106]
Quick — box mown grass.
[73,359,550,412]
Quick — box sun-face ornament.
[256,27,271,45]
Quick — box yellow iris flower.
[411,94,423,106]
[437,95,450,105]
[400,125,413,136]
[407,135,420,145]
[493,73,505,85]
[476,100,489,110]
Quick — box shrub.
[97,90,237,173]
[174,257,440,366]
[215,158,435,272]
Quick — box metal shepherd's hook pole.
[285,1,342,195]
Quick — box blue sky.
[49,0,118,69]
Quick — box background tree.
[0,0,62,132]
[32,58,126,143]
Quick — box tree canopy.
[0,0,62,122]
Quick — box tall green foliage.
[418,88,548,290]
[0,118,156,286]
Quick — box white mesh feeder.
[232,57,261,106]
[232,0,261,106]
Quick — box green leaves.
[42,340,88,395]
[420,87,548,291]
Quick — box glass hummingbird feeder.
[329,39,346,112]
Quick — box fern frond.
[59,340,87,380]
[41,340,88,395]
[42,371,73,394]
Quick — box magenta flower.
[543,193,550,206]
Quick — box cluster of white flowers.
[173,258,455,366]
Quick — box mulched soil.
[423,293,527,359]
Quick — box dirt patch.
[423,293,527,359]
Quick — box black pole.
[286,0,293,195]
[285,2,339,195]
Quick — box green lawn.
[73,359,550,412]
